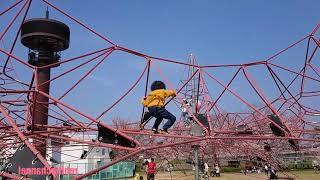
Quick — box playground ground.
[131,170,320,180]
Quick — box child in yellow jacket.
[141,81,176,134]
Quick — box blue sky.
[1,0,319,125]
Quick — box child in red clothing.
[146,158,156,180]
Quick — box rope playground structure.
[0,0,320,179]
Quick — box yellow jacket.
[141,89,175,108]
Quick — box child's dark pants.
[148,106,176,130]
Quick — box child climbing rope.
[141,80,176,134]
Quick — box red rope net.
[0,0,319,179]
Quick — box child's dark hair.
[151,81,166,91]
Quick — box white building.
[47,133,111,175]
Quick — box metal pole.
[32,52,53,157]
[190,54,200,180]
[192,145,200,180]
[35,64,50,127]
[34,11,51,138]
[191,54,197,113]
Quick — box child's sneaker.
[160,129,169,135]
[152,128,159,134]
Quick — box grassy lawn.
[129,170,320,180]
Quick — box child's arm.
[164,90,176,98]
[141,96,150,107]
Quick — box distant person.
[269,167,277,179]
[204,162,209,175]
[147,158,156,180]
[167,163,173,172]
[143,159,150,166]
[181,98,192,126]
[141,80,177,134]
[192,164,196,171]
[214,164,220,177]
[264,164,268,175]
[133,173,143,180]
[252,166,257,173]
[268,164,272,174]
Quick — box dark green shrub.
[221,166,242,173]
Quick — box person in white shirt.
[215,165,220,177]
[264,164,268,175]
[204,162,209,175]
